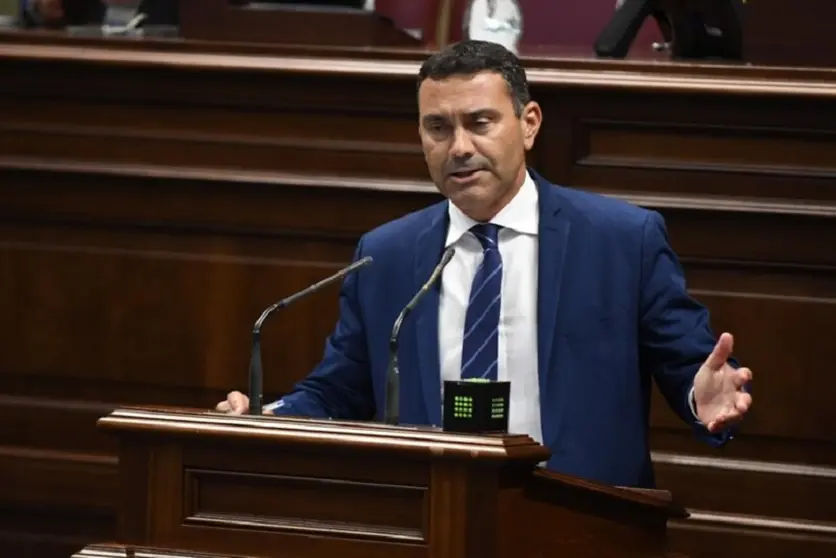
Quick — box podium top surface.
[98,406,552,463]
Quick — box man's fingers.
[230,399,247,414]
[228,391,249,414]
[706,332,734,370]
[214,391,249,414]
[735,392,752,413]
[706,394,751,433]
[733,367,752,388]
[707,411,740,433]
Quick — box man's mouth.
[449,169,481,179]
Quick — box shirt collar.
[445,170,539,248]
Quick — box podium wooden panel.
[77,407,686,558]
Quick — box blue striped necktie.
[460,223,502,381]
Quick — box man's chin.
[447,190,498,218]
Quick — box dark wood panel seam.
[3,158,832,218]
[0,239,357,266]
[185,512,426,544]
[579,118,836,138]
[676,257,836,273]
[73,543,255,558]
[0,123,422,157]
[0,157,437,194]
[681,509,836,536]
[186,467,429,490]
[0,218,362,243]
[688,289,836,305]
[601,190,836,216]
[577,156,836,180]
[0,445,116,466]
[0,394,115,414]
[652,451,836,478]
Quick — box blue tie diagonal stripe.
[461,224,502,381]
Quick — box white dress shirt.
[439,171,544,444]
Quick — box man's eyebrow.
[466,108,500,118]
[421,114,446,124]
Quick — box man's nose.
[449,128,475,159]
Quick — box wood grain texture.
[86,408,680,558]
[0,32,834,558]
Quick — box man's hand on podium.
[215,391,273,415]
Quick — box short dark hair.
[417,40,531,117]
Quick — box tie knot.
[470,223,500,249]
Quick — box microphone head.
[350,255,374,271]
[440,246,456,266]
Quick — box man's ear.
[521,101,542,151]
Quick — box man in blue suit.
[218,40,752,488]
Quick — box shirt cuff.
[688,385,702,424]
[262,399,285,414]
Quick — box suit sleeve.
[638,211,734,447]
[270,238,376,421]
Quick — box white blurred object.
[463,0,523,53]
[364,0,374,10]
[102,0,141,26]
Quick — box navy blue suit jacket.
[274,171,730,488]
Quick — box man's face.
[418,71,541,221]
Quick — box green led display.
[491,397,505,419]
[453,395,473,418]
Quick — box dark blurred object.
[657,0,743,60]
[20,0,106,27]
[593,0,657,58]
[594,0,743,61]
[19,0,368,29]
[743,0,836,67]
[230,0,367,6]
[180,0,422,47]
[136,0,177,25]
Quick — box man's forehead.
[418,71,510,113]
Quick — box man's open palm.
[693,332,753,433]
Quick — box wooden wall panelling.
[0,35,835,558]
[530,81,836,557]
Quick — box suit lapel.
[533,171,570,441]
[413,203,449,426]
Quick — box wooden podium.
[73,407,686,558]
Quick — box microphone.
[248,256,374,415]
[383,247,456,425]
